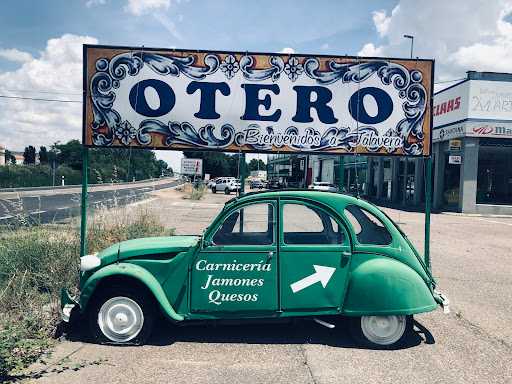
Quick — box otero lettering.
[201,275,264,290]
[195,259,272,272]
[129,80,394,126]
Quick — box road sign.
[181,158,203,175]
[449,155,461,164]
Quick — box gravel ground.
[25,186,512,384]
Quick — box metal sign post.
[80,147,88,257]
[425,157,432,269]
[338,156,345,192]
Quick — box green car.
[62,190,449,348]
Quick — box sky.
[1,0,512,171]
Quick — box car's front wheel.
[88,288,155,345]
[349,315,412,349]
[212,187,216,194]
[225,187,230,194]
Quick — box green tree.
[248,158,266,172]
[23,145,36,164]
[4,149,16,164]
[39,146,48,164]
[55,140,82,170]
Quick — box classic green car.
[62,190,449,348]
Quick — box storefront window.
[477,145,512,205]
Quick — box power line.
[434,78,465,85]
[0,94,82,103]
[0,88,82,96]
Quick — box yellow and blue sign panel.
[83,45,433,157]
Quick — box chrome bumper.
[434,289,450,314]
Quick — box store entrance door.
[443,154,461,206]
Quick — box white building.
[432,71,512,214]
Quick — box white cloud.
[86,0,106,7]
[124,0,170,15]
[361,0,512,80]
[0,34,98,151]
[358,43,383,57]
[321,43,329,50]
[0,48,33,63]
[153,13,182,40]
[278,47,295,54]
[372,8,393,38]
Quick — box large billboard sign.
[83,45,433,156]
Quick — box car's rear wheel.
[225,187,230,194]
[349,315,412,349]
[212,187,216,193]
[88,288,155,345]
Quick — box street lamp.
[404,35,414,58]
[402,34,414,205]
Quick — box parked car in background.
[268,180,281,189]
[63,190,449,348]
[210,177,232,191]
[250,180,264,189]
[212,178,241,194]
[308,182,337,192]
[207,177,223,189]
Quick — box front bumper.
[61,286,80,322]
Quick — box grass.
[177,180,207,200]
[0,190,171,380]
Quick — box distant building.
[250,170,267,179]
[0,147,40,165]
[13,154,24,165]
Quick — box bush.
[0,164,52,188]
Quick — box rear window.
[344,205,392,245]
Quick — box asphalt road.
[23,187,512,383]
[0,178,182,224]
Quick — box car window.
[212,203,274,246]
[344,205,392,245]
[283,203,345,245]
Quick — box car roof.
[224,189,373,215]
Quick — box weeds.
[0,188,170,378]
[179,180,207,200]
[0,316,53,377]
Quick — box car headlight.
[80,254,101,272]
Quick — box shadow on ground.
[62,315,434,351]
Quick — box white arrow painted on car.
[290,265,336,293]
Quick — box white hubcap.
[361,315,406,346]
[98,297,144,342]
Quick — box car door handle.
[342,251,351,258]
[267,251,274,261]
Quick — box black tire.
[349,314,413,349]
[225,187,230,194]
[212,187,216,194]
[88,287,155,345]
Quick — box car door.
[190,201,278,315]
[279,200,352,314]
